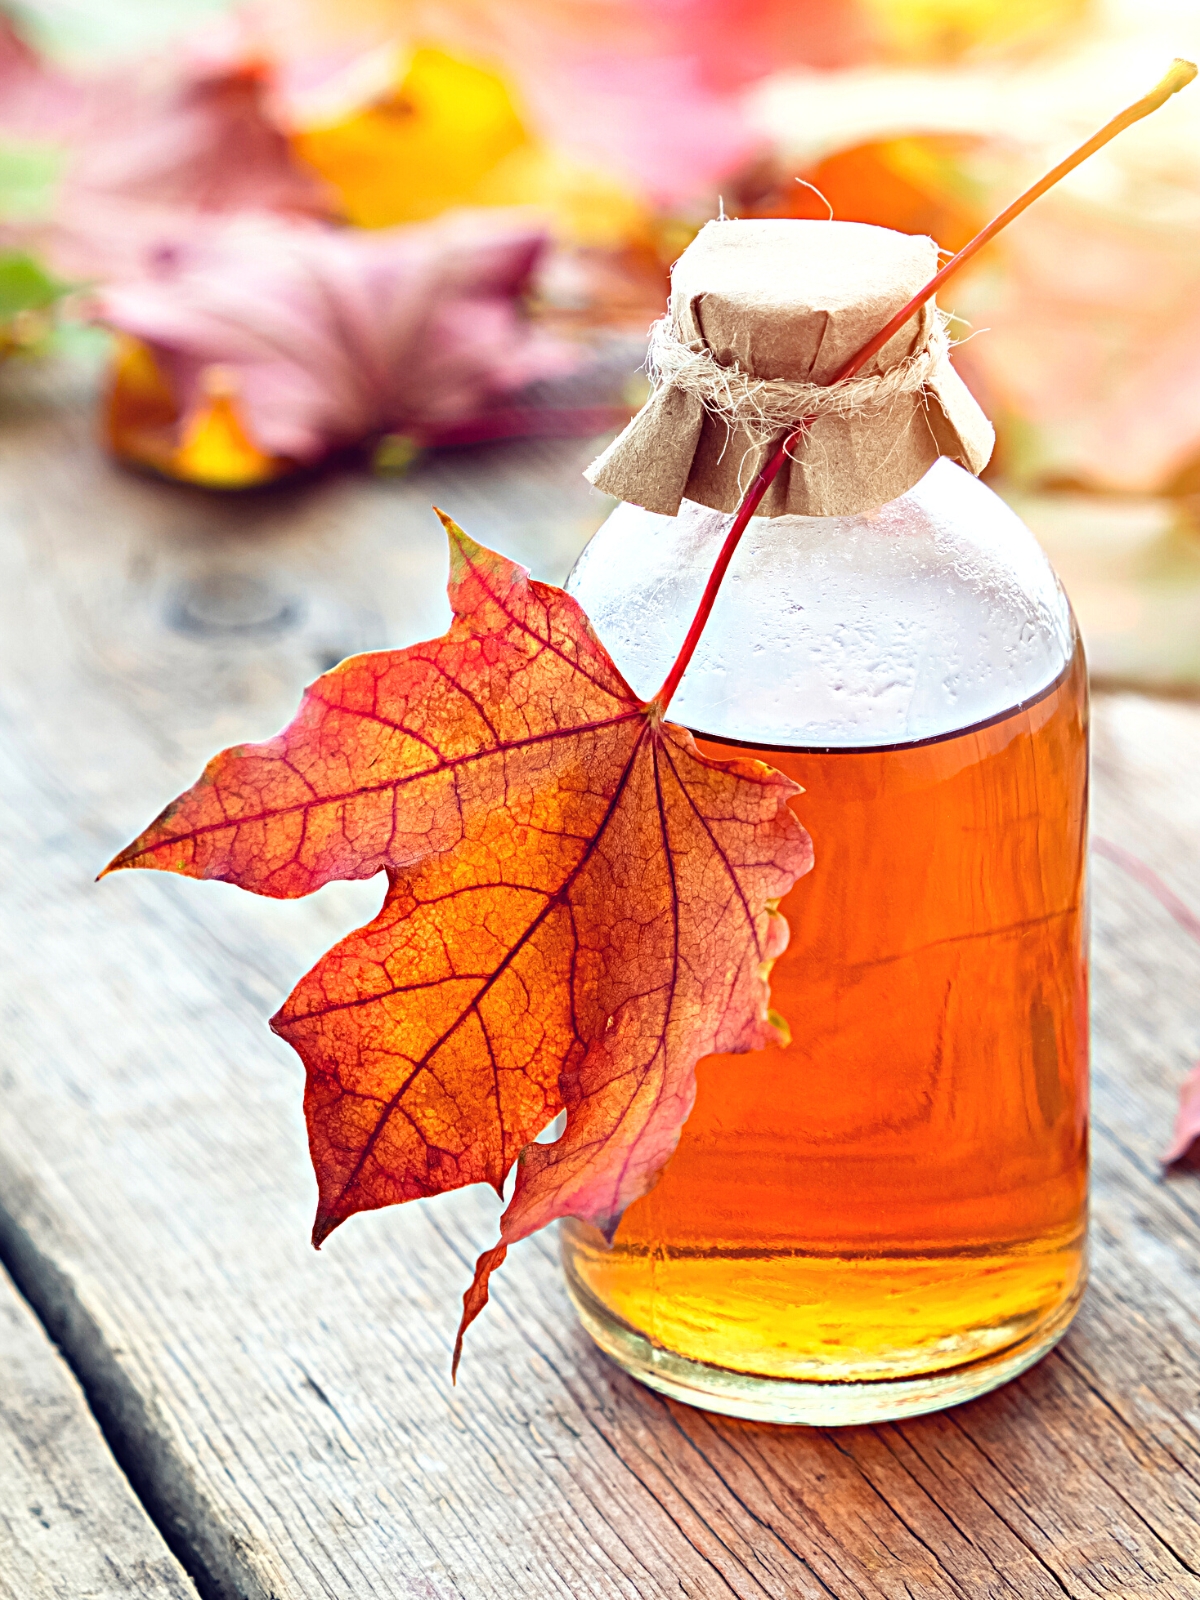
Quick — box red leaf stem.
[652,59,1197,718]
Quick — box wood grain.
[0,1262,196,1599]
[3,360,1200,1599]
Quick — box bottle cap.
[586,219,993,519]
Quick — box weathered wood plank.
[3,363,1200,1598]
[0,1262,196,1599]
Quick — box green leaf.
[0,252,66,319]
[0,142,63,223]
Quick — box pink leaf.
[94,211,575,463]
[1164,1064,1200,1169]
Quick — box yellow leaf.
[860,0,1090,61]
[172,367,282,489]
[291,46,530,228]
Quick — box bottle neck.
[567,461,1073,750]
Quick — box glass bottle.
[562,456,1088,1425]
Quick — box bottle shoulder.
[567,459,1074,748]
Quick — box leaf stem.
[651,57,1197,718]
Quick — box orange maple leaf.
[104,513,812,1363]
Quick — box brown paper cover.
[586,219,993,519]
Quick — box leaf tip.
[311,1210,340,1250]
[433,506,532,611]
[432,504,474,560]
[452,1241,508,1379]
[433,504,486,584]
[98,843,136,880]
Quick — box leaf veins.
[106,512,813,1362]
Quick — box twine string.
[645,308,952,444]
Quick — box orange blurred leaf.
[171,366,286,488]
[105,515,811,1361]
[742,135,988,256]
[104,337,287,487]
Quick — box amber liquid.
[564,643,1089,1384]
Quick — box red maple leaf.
[105,513,811,1362]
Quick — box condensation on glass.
[562,459,1089,1425]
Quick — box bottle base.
[565,1267,1086,1426]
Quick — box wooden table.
[3,359,1200,1600]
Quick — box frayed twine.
[645,307,954,449]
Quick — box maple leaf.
[105,514,812,1360]
[41,37,332,287]
[64,57,330,221]
[92,210,572,474]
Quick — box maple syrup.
[564,459,1089,1422]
